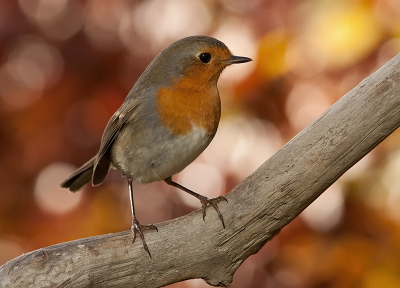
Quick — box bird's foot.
[198,195,228,228]
[131,219,158,257]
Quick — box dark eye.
[199,53,211,63]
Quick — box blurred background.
[1,0,400,287]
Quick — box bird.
[60,35,252,256]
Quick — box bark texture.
[1,53,400,288]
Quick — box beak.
[224,55,252,65]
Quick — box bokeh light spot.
[176,163,225,208]
[285,83,331,132]
[0,35,63,109]
[301,183,344,232]
[18,0,83,40]
[200,116,282,180]
[83,0,128,51]
[34,162,82,215]
[133,0,212,53]
[19,0,67,22]
[214,18,257,84]
[302,2,382,70]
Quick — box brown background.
[1,0,400,287]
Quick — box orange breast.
[156,76,221,135]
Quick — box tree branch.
[2,53,400,288]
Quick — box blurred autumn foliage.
[1,0,400,287]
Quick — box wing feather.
[92,101,139,185]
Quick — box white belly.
[111,125,213,184]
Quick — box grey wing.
[92,101,139,185]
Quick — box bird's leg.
[128,179,157,257]
[164,177,228,228]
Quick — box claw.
[198,195,227,228]
[131,219,158,258]
[163,177,228,229]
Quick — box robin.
[60,35,252,256]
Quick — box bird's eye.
[199,53,211,63]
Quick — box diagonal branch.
[1,53,400,288]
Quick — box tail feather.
[60,156,96,192]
